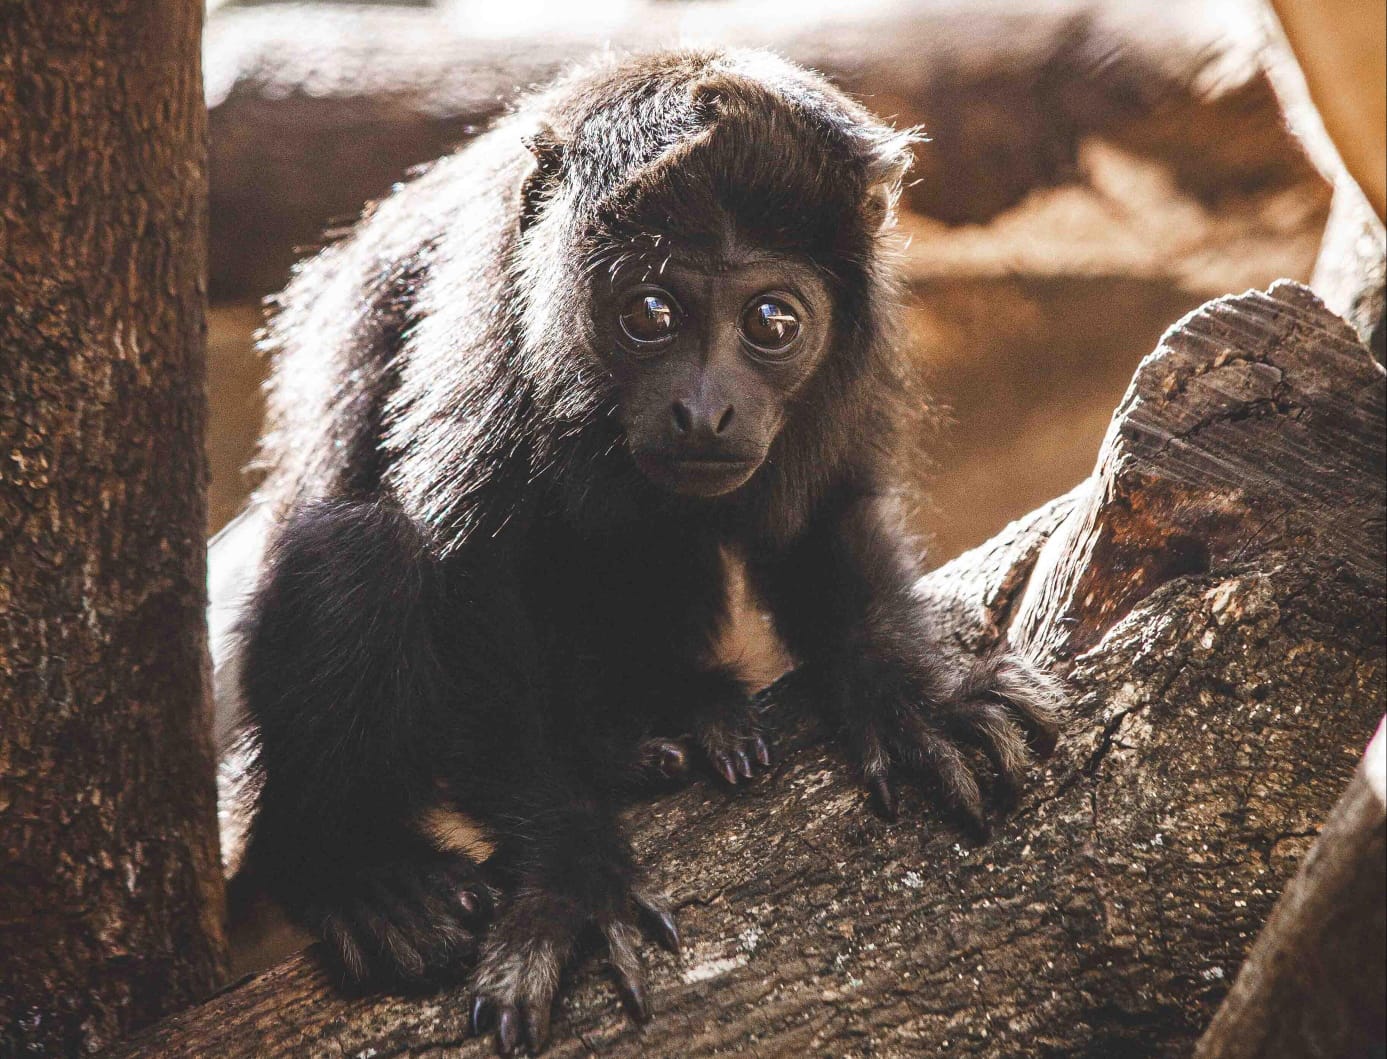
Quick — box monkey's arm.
[752,487,1063,837]
[433,588,681,1050]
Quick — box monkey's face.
[593,256,834,498]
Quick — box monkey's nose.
[671,399,735,439]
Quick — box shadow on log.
[118,282,1385,1055]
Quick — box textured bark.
[203,0,1320,299]
[1196,721,1386,1059]
[0,3,228,1055]
[115,282,1383,1057]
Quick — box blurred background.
[202,0,1344,565]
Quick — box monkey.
[227,48,1065,1057]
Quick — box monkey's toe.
[696,703,773,787]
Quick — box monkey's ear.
[860,128,922,231]
[519,124,566,233]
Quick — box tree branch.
[115,281,1383,1056]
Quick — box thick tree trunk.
[1196,721,1385,1058]
[115,280,1383,1056]
[0,3,228,1054]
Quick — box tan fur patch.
[422,805,496,861]
[711,547,792,690]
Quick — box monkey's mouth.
[635,452,763,497]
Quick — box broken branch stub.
[1010,280,1385,660]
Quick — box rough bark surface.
[203,0,1320,299]
[0,3,228,1054]
[115,282,1384,1057]
[1197,721,1386,1058]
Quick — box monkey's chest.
[522,530,729,669]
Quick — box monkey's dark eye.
[741,296,801,355]
[618,290,679,349]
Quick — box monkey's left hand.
[833,651,1064,839]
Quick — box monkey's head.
[513,50,918,500]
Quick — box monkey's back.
[251,130,529,516]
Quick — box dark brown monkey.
[230,48,1064,1056]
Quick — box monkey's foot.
[305,852,493,989]
[842,651,1064,840]
[695,697,772,786]
[469,886,678,1056]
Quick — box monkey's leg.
[237,499,493,988]
[753,491,1064,839]
[449,748,678,1055]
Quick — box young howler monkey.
[232,48,1064,1056]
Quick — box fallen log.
[113,280,1383,1056]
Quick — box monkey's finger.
[614,963,651,1023]
[946,701,1029,806]
[353,905,428,982]
[851,720,896,821]
[733,748,754,779]
[495,1002,521,1056]
[605,923,652,1022]
[752,733,772,768]
[637,737,691,782]
[986,657,1066,758]
[656,740,690,779]
[709,750,739,786]
[321,914,370,985]
[521,999,551,1055]
[894,721,988,842]
[634,892,680,953]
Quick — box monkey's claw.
[696,702,772,787]
[844,651,1065,840]
[469,886,677,1055]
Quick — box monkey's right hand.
[469,881,678,1056]
[302,851,494,989]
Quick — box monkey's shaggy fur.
[231,48,1064,1057]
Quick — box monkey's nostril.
[714,405,735,434]
[671,401,693,435]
